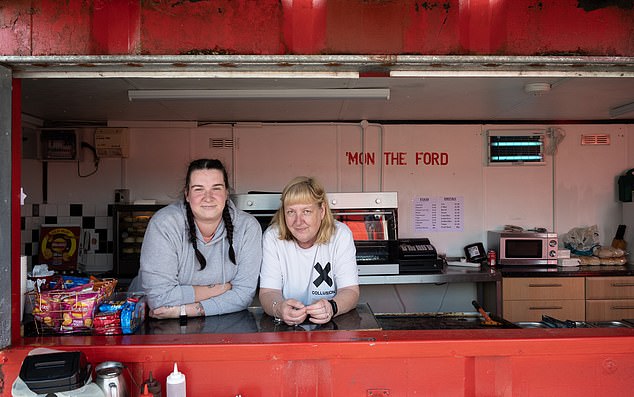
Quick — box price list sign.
[413,196,464,232]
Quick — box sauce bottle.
[166,363,186,397]
[142,371,162,397]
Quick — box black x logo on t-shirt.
[313,262,333,287]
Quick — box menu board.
[413,196,464,232]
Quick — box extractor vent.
[486,130,545,165]
[209,138,234,148]
[581,134,610,145]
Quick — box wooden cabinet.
[503,276,634,322]
[502,277,585,322]
[585,276,634,321]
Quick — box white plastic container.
[166,363,186,397]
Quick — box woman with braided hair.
[130,159,262,319]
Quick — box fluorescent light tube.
[128,88,390,101]
[609,101,634,118]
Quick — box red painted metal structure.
[2,1,634,396]
[0,1,632,57]
[2,329,634,396]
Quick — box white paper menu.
[413,196,464,232]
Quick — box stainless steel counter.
[359,264,502,316]
[358,265,499,285]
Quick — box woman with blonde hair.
[259,176,359,326]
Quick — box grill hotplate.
[375,312,519,330]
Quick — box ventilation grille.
[581,134,610,145]
[487,132,545,165]
[209,138,234,148]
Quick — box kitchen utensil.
[611,224,627,250]
[471,300,501,326]
[541,314,576,328]
[95,361,129,397]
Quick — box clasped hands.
[276,298,334,326]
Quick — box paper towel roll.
[21,255,27,322]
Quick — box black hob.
[375,312,519,330]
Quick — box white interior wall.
[481,125,555,248]
[21,121,632,255]
[554,124,629,245]
[21,122,631,251]
[20,122,632,313]
[379,125,485,256]
[233,123,363,193]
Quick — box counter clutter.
[11,349,172,397]
[24,275,146,337]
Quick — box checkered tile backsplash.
[21,203,114,275]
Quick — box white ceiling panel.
[9,55,634,124]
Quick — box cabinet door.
[503,300,585,322]
[586,299,634,321]
[586,277,634,299]
[503,277,584,300]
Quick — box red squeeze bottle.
[142,371,162,397]
[141,384,154,397]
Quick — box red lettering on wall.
[346,152,375,165]
[383,152,407,165]
[415,152,449,165]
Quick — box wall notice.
[413,196,464,232]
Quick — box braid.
[222,204,236,265]
[185,201,207,270]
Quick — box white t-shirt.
[260,221,359,305]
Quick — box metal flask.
[95,361,129,397]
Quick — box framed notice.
[39,225,81,271]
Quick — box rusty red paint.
[282,0,327,54]
[90,0,141,55]
[140,0,285,55]
[1,0,633,56]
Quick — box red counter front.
[2,328,634,397]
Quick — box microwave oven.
[487,230,558,266]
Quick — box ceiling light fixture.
[609,101,634,118]
[128,88,390,101]
[524,82,551,96]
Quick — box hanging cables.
[77,142,100,177]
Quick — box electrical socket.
[115,189,130,203]
[88,231,99,253]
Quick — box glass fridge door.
[113,204,165,284]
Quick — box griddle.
[375,312,519,330]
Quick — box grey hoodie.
[131,200,262,315]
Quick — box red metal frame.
[3,2,634,396]
[1,1,633,56]
[2,329,634,396]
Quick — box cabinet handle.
[611,306,634,310]
[611,283,634,287]
[528,283,563,288]
[529,306,563,310]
